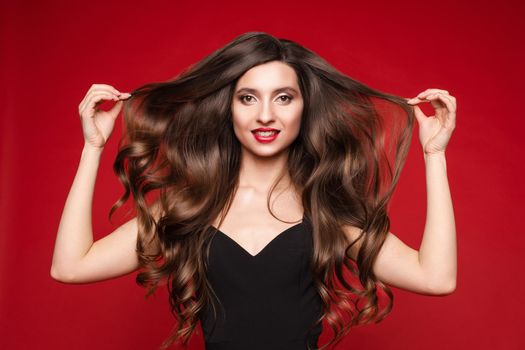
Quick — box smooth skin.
[51,78,457,296]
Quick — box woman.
[51,32,457,350]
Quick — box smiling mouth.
[251,130,280,143]
[252,130,280,137]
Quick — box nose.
[257,99,275,124]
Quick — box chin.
[242,144,287,158]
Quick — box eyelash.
[239,95,293,103]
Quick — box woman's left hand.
[406,89,457,155]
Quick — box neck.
[238,148,292,193]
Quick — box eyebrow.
[235,86,299,95]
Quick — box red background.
[1,0,523,349]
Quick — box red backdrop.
[1,0,523,349]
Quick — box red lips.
[251,128,280,143]
[251,127,280,132]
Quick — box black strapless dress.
[199,215,323,350]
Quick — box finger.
[81,85,121,108]
[417,88,450,99]
[118,92,132,99]
[412,104,427,125]
[89,83,121,96]
[426,92,456,113]
[86,87,121,101]
[89,92,120,109]
[408,89,455,105]
[436,94,457,129]
[109,100,124,118]
[80,86,121,112]
[80,91,118,113]
[425,93,456,129]
[80,92,120,116]
[81,90,130,110]
[407,96,430,104]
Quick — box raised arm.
[50,84,144,284]
[344,89,457,295]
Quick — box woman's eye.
[240,95,254,103]
[278,95,292,102]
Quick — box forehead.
[236,61,299,89]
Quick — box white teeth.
[255,130,277,136]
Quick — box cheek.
[231,113,251,139]
[290,106,303,129]
[231,103,251,125]
[290,119,302,140]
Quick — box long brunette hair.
[110,31,415,349]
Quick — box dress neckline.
[210,215,305,258]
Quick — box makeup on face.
[251,127,281,143]
[231,61,304,154]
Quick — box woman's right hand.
[78,84,132,149]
